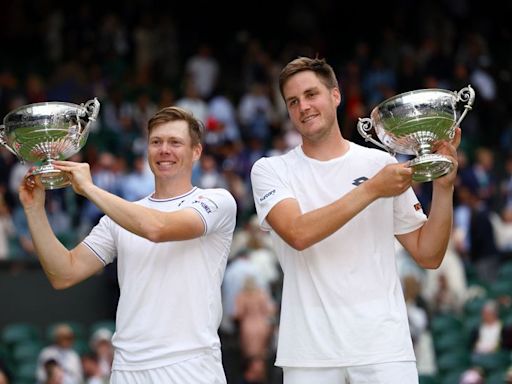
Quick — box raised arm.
[265,162,414,250]
[53,161,205,242]
[396,128,461,269]
[19,177,104,289]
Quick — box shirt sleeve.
[187,189,237,236]
[82,215,117,265]
[250,157,296,231]
[393,188,428,235]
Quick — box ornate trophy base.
[28,163,71,190]
[409,154,453,182]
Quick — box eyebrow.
[285,86,318,103]
[150,135,186,141]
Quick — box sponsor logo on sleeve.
[259,189,276,202]
[192,195,219,214]
[414,203,422,212]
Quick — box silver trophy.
[357,85,475,182]
[0,98,100,189]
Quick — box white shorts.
[283,361,418,384]
[110,353,227,384]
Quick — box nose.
[157,143,172,156]
[298,98,310,113]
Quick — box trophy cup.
[0,98,100,189]
[357,85,475,182]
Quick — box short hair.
[278,56,339,99]
[147,106,204,147]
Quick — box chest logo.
[352,176,368,186]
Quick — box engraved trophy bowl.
[0,98,100,189]
[357,85,475,182]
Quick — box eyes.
[287,90,319,108]
[149,138,184,147]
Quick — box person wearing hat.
[36,324,83,384]
[89,328,114,380]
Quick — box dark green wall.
[0,262,117,331]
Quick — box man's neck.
[302,132,350,161]
[152,178,194,199]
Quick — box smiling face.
[282,70,341,143]
[147,120,202,182]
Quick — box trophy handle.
[0,124,24,162]
[357,118,395,155]
[454,85,476,128]
[83,97,101,121]
[70,98,100,148]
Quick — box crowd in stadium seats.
[0,0,511,383]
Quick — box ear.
[332,87,341,107]
[192,144,202,162]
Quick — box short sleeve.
[393,188,428,235]
[188,189,237,236]
[250,157,295,231]
[82,215,117,265]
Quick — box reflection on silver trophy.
[0,98,100,189]
[357,85,475,182]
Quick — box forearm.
[287,182,378,250]
[83,184,167,241]
[24,207,75,285]
[415,184,454,267]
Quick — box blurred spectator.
[459,147,497,208]
[89,328,113,380]
[131,91,158,133]
[0,186,14,260]
[11,203,36,258]
[0,362,11,384]
[119,155,154,202]
[43,359,65,384]
[403,275,436,375]
[459,367,484,384]
[240,355,267,384]
[81,352,106,384]
[221,160,253,222]
[454,183,499,283]
[238,83,275,143]
[36,324,83,384]
[207,90,241,145]
[471,300,502,355]
[197,152,227,190]
[221,249,263,335]
[101,87,134,135]
[230,214,274,261]
[81,151,122,229]
[176,80,209,123]
[184,43,219,100]
[234,276,276,361]
[132,13,157,73]
[422,238,468,315]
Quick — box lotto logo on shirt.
[192,195,219,214]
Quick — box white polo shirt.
[251,143,427,368]
[83,187,237,371]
